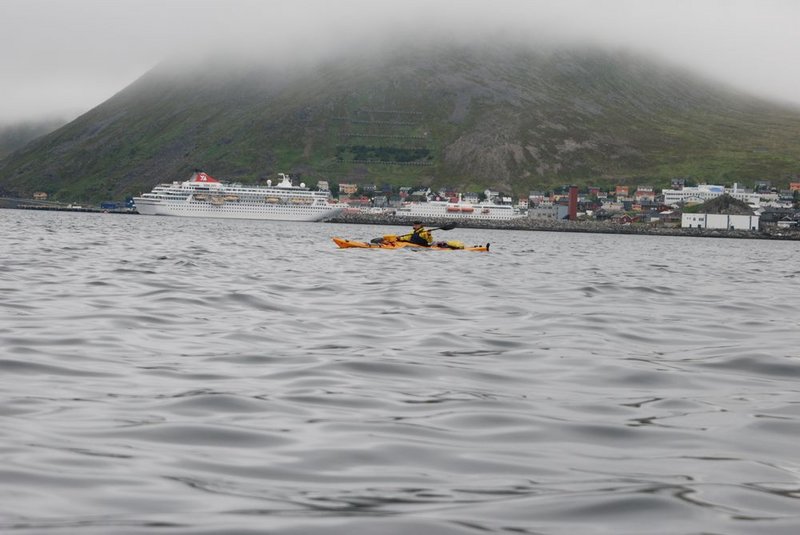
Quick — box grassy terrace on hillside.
[335,146,433,164]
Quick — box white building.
[681,213,760,230]
[663,185,725,205]
[529,204,568,220]
[727,184,762,206]
[663,184,761,207]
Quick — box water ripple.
[1,212,800,533]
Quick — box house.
[601,200,625,212]
[341,196,372,207]
[634,186,655,202]
[408,188,429,201]
[658,210,682,227]
[339,183,359,195]
[593,208,615,221]
[759,208,795,227]
[33,192,48,200]
[754,180,772,193]
[528,191,546,205]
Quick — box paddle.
[370,222,456,244]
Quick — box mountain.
[0,118,68,160]
[2,42,800,203]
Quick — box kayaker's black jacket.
[404,228,433,246]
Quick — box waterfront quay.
[0,198,135,214]
[328,212,800,241]
[4,198,798,240]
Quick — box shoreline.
[0,199,135,215]
[4,203,798,240]
[327,212,800,241]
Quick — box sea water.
[1,209,799,534]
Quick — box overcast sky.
[1,0,799,125]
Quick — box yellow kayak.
[332,237,490,252]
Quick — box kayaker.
[399,222,433,246]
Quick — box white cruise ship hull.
[133,171,344,222]
[134,198,342,221]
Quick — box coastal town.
[326,178,800,234]
[10,176,800,238]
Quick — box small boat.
[332,237,489,252]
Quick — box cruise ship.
[133,172,344,222]
[395,198,525,221]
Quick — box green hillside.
[2,43,800,203]
[0,118,67,159]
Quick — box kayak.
[332,237,490,252]
[333,237,490,251]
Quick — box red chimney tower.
[568,186,578,221]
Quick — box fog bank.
[1,0,799,125]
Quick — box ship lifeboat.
[461,206,475,213]
[193,194,208,201]
[223,195,239,202]
[209,196,224,205]
[481,208,490,214]
[447,206,461,212]
[265,197,281,203]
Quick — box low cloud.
[1,0,799,125]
